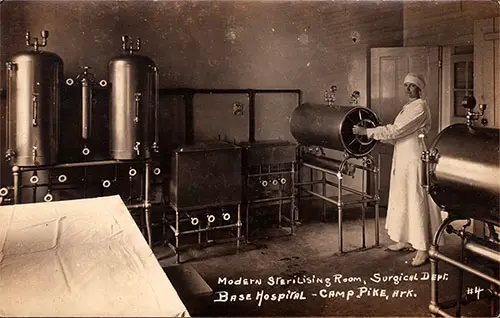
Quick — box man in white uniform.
[353,73,442,267]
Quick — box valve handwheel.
[341,107,380,157]
[354,118,377,145]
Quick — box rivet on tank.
[108,35,160,160]
[5,30,64,166]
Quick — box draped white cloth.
[0,195,189,317]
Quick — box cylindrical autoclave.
[426,124,499,223]
[290,103,379,157]
[108,35,159,160]
[5,30,63,166]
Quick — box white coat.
[366,98,442,251]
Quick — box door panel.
[474,17,500,128]
[370,47,441,207]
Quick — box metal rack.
[243,158,296,239]
[295,148,380,253]
[429,216,499,317]
[0,159,160,247]
[165,202,242,264]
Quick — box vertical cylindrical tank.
[5,30,63,166]
[108,35,159,160]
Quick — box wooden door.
[370,47,441,207]
[474,17,500,128]
[473,17,500,236]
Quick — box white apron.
[366,98,442,251]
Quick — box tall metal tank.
[290,103,380,157]
[5,30,63,166]
[108,36,159,160]
[426,123,499,222]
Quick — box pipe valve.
[324,85,337,107]
[25,30,49,51]
[5,149,16,162]
[191,217,199,226]
[0,187,8,197]
[134,141,141,156]
[32,146,38,163]
[44,192,53,202]
[462,95,487,127]
[122,35,141,54]
[207,214,215,223]
[58,174,67,183]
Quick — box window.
[451,45,474,117]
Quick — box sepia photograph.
[0,0,499,317]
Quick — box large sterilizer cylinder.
[290,103,380,157]
[427,124,499,223]
[5,30,63,166]
[108,36,159,160]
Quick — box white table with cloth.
[0,195,189,317]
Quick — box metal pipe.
[175,208,180,263]
[429,303,454,318]
[81,77,90,140]
[247,170,294,177]
[247,196,294,204]
[297,179,376,199]
[13,166,20,204]
[153,66,159,152]
[296,180,325,186]
[290,161,296,234]
[297,186,377,206]
[18,159,147,171]
[237,203,241,251]
[338,172,343,253]
[5,62,13,160]
[361,161,366,248]
[298,188,339,205]
[323,180,371,198]
[127,201,162,209]
[430,245,440,318]
[322,172,326,220]
[374,158,380,246]
[248,91,255,142]
[429,249,500,286]
[145,161,152,247]
[464,240,500,263]
[174,223,239,236]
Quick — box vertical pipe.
[81,78,90,141]
[184,93,194,145]
[31,172,36,203]
[278,166,283,227]
[290,161,296,235]
[337,172,343,253]
[5,62,13,159]
[246,173,250,241]
[322,172,326,220]
[237,203,241,251]
[145,161,152,248]
[430,244,439,317]
[361,161,366,248]
[175,208,180,264]
[248,91,255,143]
[295,148,301,222]
[455,236,466,316]
[375,155,380,246]
[13,166,20,204]
[153,66,159,151]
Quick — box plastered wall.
[0,0,404,198]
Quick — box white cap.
[404,73,426,91]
